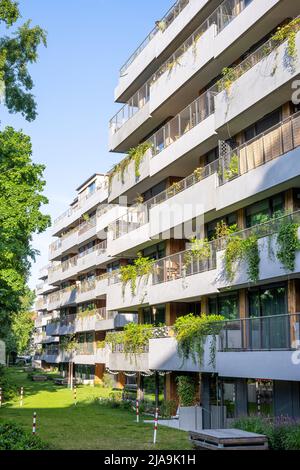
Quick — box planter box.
[179,406,203,431]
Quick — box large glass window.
[245,194,284,227]
[143,306,166,326]
[244,108,281,142]
[208,293,239,320]
[248,284,288,349]
[143,242,166,261]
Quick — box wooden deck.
[190,429,268,450]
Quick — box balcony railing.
[110,0,253,133]
[149,89,215,156]
[77,342,95,356]
[61,256,78,272]
[78,216,97,236]
[146,158,220,209]
[219,313,300,351]
[152,243,217,285]
[79,279,96,294]
[219,111,300,185]
[119,0,190,77]
[53,182,107,227]
[110,206,149,240]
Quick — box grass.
[0,368,191,450]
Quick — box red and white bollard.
[0,387,2,407]
[32,412,37,435]
[74,385,77,406]
[153,407,159,444]
[136,400,139,423]
[20,387,24,407]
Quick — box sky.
[1,0,171,289]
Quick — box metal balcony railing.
[152,243,217,285]
[110,206,149,240]
[110,0,253,133]
[219,313,300,351]
[119,0,190,76]
[148,90,215,156]
[219,111,300,185]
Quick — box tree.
[0,126,50,339]
[0,0,47,121]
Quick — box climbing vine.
[276,220,300,271]
[176,376,197,407]
[272,18,300,65]
[223,154,239,181]
[183,238,211,271]
[108,142,152,192]
[106,323,153,357]
[120,254,155,298]
[174,314,225,368]
[224,234,259,283]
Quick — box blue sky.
[1,0,171,289]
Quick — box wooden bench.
[31,375,48,382]
[190,429,268,451]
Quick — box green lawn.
[0,368,191,450]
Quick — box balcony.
[110,0,259,152]
[217,313,300,381]
[76,279,96,304]
[77,240,108,273]
[78,217,97,245]
[75,308,107,333]
[95,311,138,332]
[60,286,77,307]
[47,291,61,311]
[215,28,300,134]
[107,343,149,372]
[108,205,150,257]
[108,149,151,203]
[52,181,108,237]
[119,0,190,79]
[47,264,62,286]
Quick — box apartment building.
[36,0,300,427]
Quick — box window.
[245,194,284,227]
[143,180,167,202]
[143,242,166,260]
[244,108,281,142]
[143,306,165,326]
[208,292,239,320]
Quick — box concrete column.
[165,373,178,403]
[200,374,211,429]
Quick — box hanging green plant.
[106,323,153,357]
[223,154,239,181]
[271,18,300,64]
[60,335,79,353]
[120,253,155,299]
[128,142,153,179]
[276,220,300,271]
[183,238,211,271]
[193,167,204,182]
[224,234,260,283]
[108,142,153,193]
[174,314,225,367]
[217,67,241,94]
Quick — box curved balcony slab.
[107,352,149,372]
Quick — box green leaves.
[106,323,153,357]
[174,313,225,367]
[0,2,47,120]
[224,235,259,283]
[0,127,50,338]
[0,0,19,27]
[176,376,196,407]
[276,220,300,271]
[120,254,154,298]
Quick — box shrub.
[176,376,197,407]
[233,416,300,450]
[160,400,178,418]
[0,366,18,401]
[0,422,50,450]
